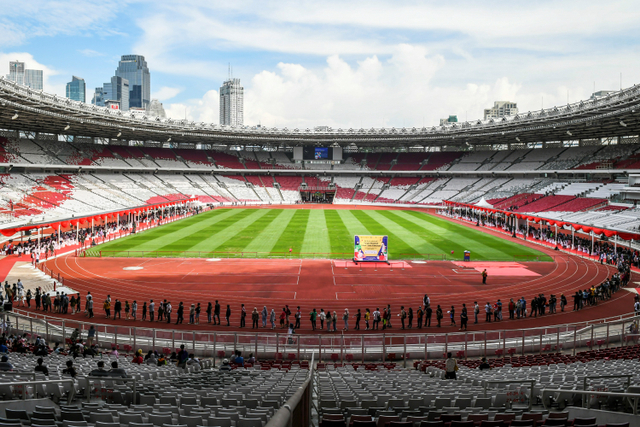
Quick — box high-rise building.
[219,78,244,126]
[8,61,25,85]
[115,55,150,109]
[439,115,458,126]
[147,99,166,118]
[24,70,43,90]
[6,61,43,90]
[104,76,130,111]
[66,76,86,102]
[484,101,518,120]
[91,87,106,106]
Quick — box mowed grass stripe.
[270,210,310,256]
[389,210,514,259]
[97,209,233,253]
[186,209,271,253]
[152,209,256,253]
[324,210,354,255]
[301,210,331,256]
[400,210,549,260]
[215,209,284,254]
[350,210,419,258]
[380,210,485,257]
[336,210,371,237]
[243,209,297,254]
[366,210,443,255]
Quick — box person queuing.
[14,266,631,333]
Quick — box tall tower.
[219,78,244,126]
[8,61,25,85]
[7,61,43,90]
[115,55,150,109]
[66,76,86,102]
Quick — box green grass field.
[88,208,551,261]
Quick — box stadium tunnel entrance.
[299,186,335,203]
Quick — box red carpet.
[0,255,23,282]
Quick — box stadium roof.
[1,77,639,148]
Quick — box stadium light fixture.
[515,137,520,142]
[117,131,122,137]
[11,112,19,120]
[620,120,627,127]
[64,124,70,131]
[167,137,172,142]
[567,131,573,136]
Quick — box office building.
[115,55,150,109]
[147,99,166,118]
[91,87,106,107]
[104,76,130,111]
[8,61,25,85]
[484,101,518,120]
[6,60,43,90]
[220,78,244,126]
[440,115,458,126]
[66,76,86,102]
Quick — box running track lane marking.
[53,250,619,310]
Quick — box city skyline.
[1,1,639,128]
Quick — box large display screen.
[354,235,388,262]
[314,148,329,159]
[303,147,334,160]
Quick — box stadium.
[1,71,640,423]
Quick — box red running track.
[36,243,635,334]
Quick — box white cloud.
[0,52,63,95]
[164,90,219,123]
[0,0,127,48]
[78,49,105,58]
[152,86,183,101]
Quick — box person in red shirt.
[132,349,144,364]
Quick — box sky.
[1,0,640,129]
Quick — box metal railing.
[84,376,137,404]
[541,388,640,415]
[265,354,314,427]
[483,380,536,411]
[3,311,638,363]
[2,379,76,403]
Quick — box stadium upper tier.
[1,134,639,233]
[1,76,640,147]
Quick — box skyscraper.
[8,61,24,85]
[7,61,43,90]
[104,76,130,111]
[24,70,43,90]
[115,55,150,109]
[147,99,166,118]
[484,101,518,120]
[66,76,86,102]
[91,87,106,107]
[219,78,244,126]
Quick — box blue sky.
[2,0,640,128]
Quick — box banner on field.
[354,235,388,262]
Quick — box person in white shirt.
[373,308,381,330]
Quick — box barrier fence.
[3,310,638,365]
[265,354,313,427]
[81,249,551,262]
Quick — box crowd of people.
[0,204,202,259]
[5,275,635,336]
[0,331,203,375]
